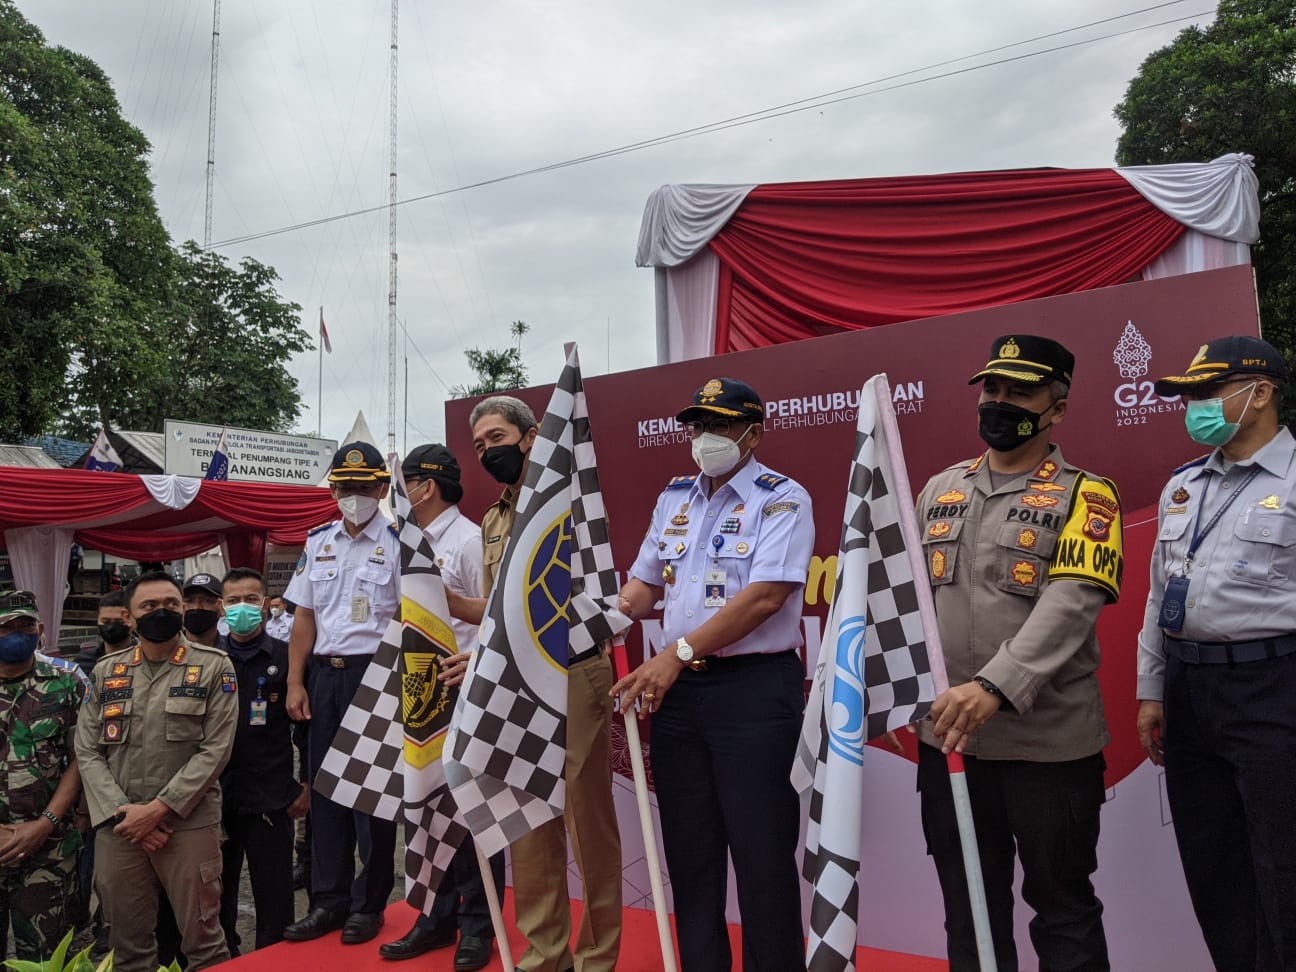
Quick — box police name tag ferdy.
[350,595,369,623]
[1157,576,1190,632]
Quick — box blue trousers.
[650,650,805,972]
[307,660,397,914]
[1164,651,1296,972]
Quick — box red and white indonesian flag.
[792,375,937,972]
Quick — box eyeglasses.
[1181,378,1263,402]
[685,418,739,436]
[222,594,264,606]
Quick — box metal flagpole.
[317,305,324,438]
[474,845,514,970]
[875,376,997,972]
[612,637,679,972]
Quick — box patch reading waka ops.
[1048,475,1124,601]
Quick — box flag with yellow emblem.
[313,458,467,916]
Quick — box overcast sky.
[23,0,1218,447]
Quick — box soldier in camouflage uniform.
[0,590,84,962]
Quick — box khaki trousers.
[96,824,229,972]
[512,653,623,972]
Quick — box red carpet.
[227,895,946,971]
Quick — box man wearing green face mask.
[1137,334,1296,971]
[216,568,307,956]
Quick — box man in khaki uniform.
[443,395,622,972]
[75,571,238,972]
[915,335,1123,972]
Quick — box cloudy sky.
[24,0,1217,446]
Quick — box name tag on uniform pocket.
[1157,575,1190,632]
[704,568,726,608]
[249,700,268,726]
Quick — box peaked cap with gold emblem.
[676,377,765,423]
[968,334,1075,387]
[327,441,391,482]
[1153,335,1289,396]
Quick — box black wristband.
[974,676,1009,708]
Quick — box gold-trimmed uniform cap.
[327,441,391,482]
[676,377,765,423]
[0,589,39,624]
[968,334,1075,387]
[1153,335,1289,396]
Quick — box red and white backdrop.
[446,265,1260,968]
[635,154,1258,363]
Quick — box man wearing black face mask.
[74,571,238,972]
[914,335,1123,972]
[458,396,623,972]
[182,574,224,647]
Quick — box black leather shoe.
[378,921,456,960]
[340,911,385,945]
[283,907,349,942]
[454,936,492,971]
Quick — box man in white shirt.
[379,444,502,972]
[264,596,294,642]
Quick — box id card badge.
[249,699,268,726]
[704,568,727,608]
[350,595,370,623]
[1157,575,1190,632]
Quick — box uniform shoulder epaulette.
[307,521,333,538]
[665,475,697,489]
[1173,454,1210,475]
[754,472,788,490]
[959,454,987,477]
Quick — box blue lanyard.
[1185,465,1261,572]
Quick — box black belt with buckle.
[313,654,374,669]
[568,646,604,667]
[1164,635,1296,665]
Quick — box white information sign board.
[164,421,337,484]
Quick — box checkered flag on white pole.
[443,343,629,857]
[313,459,468,916]
[792,375,937,972]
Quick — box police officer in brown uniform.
[916,336,1123,972]
[75,571,238,972]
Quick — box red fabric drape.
[706,168,1187,353]
[0,468,336,561]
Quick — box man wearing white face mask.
[1137,335,1296,971]
[613,377,814,971]
[283,442,400,946]
[264,596,294,642]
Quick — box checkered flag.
[444,343,629,857]
[314,459,468,915]
[792,375,937,972]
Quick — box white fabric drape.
[1115,153,1260,244]
[142,475,202,510]
[1141,229,1251,281]
[635,183,756,268]
[5,525,75,646]
[661,250,722,364]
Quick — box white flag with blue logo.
[205,427,230,481]
[84,428,123,472]
[792,374,936,972]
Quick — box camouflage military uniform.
[0,657,84,961]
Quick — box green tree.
[0,0,173,439]
[62,243,312,436]
[1113,0,1296,410]
[450,324,531,397]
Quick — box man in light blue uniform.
[613,377,813,972]
[1136,335,1296,971]
[282,442,401,946]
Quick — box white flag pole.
[474,844,514,970]
[872,375,997,972]
[614,637,679,972]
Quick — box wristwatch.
[674,638,704,671]
[974,676,1011,710]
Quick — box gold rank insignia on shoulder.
[1171,487,1190,503]
[1260,494,1280,509]
[170,643,187,664]
[1033,459,1059,481]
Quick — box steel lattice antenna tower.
[386,0,399,454]
[204,0,220,248]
